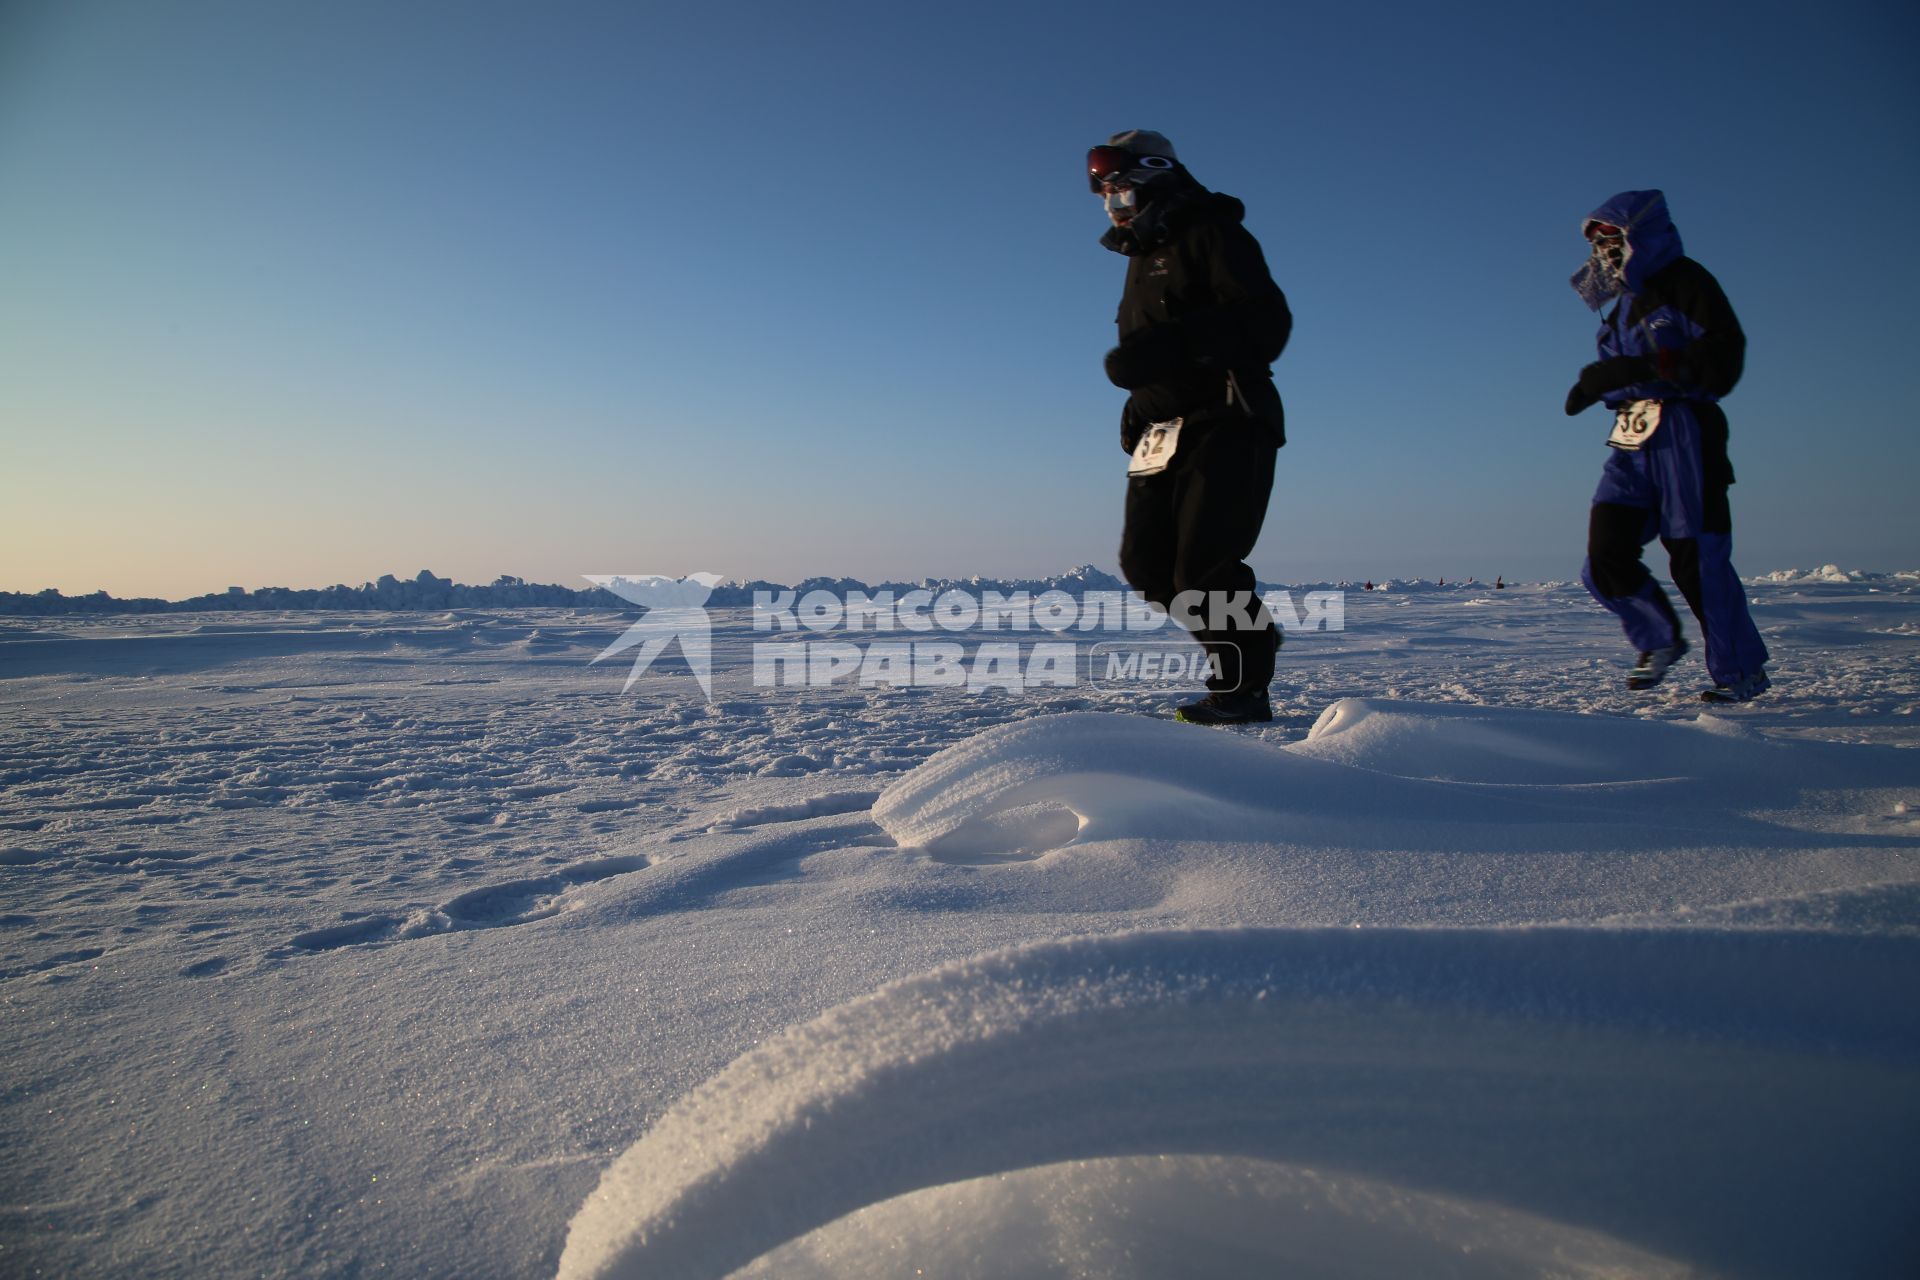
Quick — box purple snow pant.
[1579,401,1769,686]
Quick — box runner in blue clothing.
[1564,190,1771,703]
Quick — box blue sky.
[2,0,1915,596]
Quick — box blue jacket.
[1572,190,1745,408]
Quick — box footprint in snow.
[286,854,652,952]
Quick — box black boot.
[1175,689,1273,726]
[1626,637,1689,690]
[1699,669,1770,703]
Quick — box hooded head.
[1570,189,1685,310]
[1087,129,1187,227]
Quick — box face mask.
[1593,239,1626,281]
[1584,221,1629,282]
[1570,222,1632,310]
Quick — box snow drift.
[868,701,1832,859]
[556,927,1920,1279]
[559,706,1920,1279]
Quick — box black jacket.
[1102,186,1292,452]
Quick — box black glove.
[1563,382,1600,416]
[1562,355,1653,416]
[1104,326,1188,390]
[1120,400,1144,454]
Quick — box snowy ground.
[2,577,1918,1278]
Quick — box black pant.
[1118,418,1280,693]
[1587,481,1733,644]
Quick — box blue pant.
[1579,402,1768,686]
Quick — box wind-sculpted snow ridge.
[557,706,1920,1279]
[867,709,1544,856]
[868,703,1916,860]
[556,926,1920,1280]
[1290,695,1904,789]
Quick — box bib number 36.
[1607,400,1662,452]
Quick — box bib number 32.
[1128,417,1183,476]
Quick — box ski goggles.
[1087,146,1176,192]
[1583,219,1626,242]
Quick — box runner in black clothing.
[1090,130,1293,725]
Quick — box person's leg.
[1167,422,1280,693]
[1584,499,1683,652]
[1690,530,1770,686]
[1119,472,1179,612]
[1662,534,1705,626]
[1647,407,1769,687]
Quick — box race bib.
[1128,417,1183,476]
[1607,400,1662,451]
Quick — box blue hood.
[1570,189,1685,310]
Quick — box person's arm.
[1655,259,1744,399]
[1193,221,1291,365]
[1120,397,1146,454]
[1104,223,1289,389]
[1564,260,1745,413]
